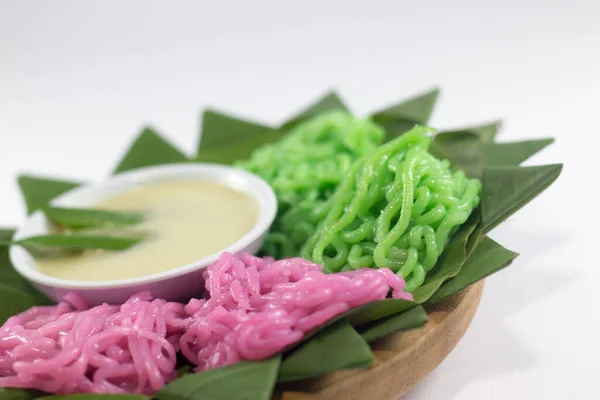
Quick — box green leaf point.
[280,90,349,131]
[17,175,81,215]
[484,138,555,166]
[377,87,439,122]
[441,120,503,142]
[428,237,518,303]
[113,127,189,174]
[371,87,440,140]
[429,130,484,178]
[481,163,563,233]
[197,109,278,164]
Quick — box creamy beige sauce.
[37,180,259,282]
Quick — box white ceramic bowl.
[9,163,277,305]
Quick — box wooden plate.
[275,281,484,400]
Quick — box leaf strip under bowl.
[43,207,145,230]
[7,233,144,252]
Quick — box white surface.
[0,0,598,398]
[10,163,276,304]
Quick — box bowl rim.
[9,163,277,290]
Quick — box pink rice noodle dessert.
[181,253,412,371]
[0,252,411,394]
[0,293,186,394]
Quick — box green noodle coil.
[236,111,385,257]
[301,126,481,291]
[237,112,481,292]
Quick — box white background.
[1,1,599,399]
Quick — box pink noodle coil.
[0,292,186,394]
[0,252,412,394]
[180,252,412,371]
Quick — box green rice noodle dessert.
[238,113,481,292]
[236,111,385,257]
[301,126,481,291]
